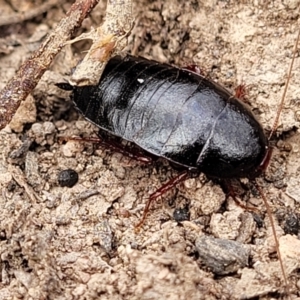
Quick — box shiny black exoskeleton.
[59,55,268,179]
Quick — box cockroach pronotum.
[57,30,300,296]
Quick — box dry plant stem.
[0,0,63,27]
[70,0,134,86]
[0,0,100,131]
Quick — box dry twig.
[69,0,133,86]
[0,0,100,131]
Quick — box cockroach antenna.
[259,28,300,297]
[269,29,300,140]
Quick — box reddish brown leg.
[135,170,190,229]
[234,83,255,104]
[254,180,289,292]
[182,65,206,76]
[234,84,247,100]
[257,147,273,174]
[60,135,153,163]
[223,179,258,212]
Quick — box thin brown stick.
[0,0,100,131]
[0,0,62,27]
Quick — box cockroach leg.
[182,64,205,76]
[135,170,189,229]
[255,180,289,294]
[234,83,248,101]
[257,146,273,174]
[224,179,258,212]
[60,135,153,163]
[258,29,300,296]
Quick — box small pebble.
[58,169,79,187]
[173,207,190,222]
[284,213,300,235]
[195,235,249,275]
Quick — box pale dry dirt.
[1,1,300,299]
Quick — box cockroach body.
[60,55,269,180]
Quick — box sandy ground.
[1,0,300,299]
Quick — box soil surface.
[1,1,300,299]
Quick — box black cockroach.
[57,54,271,225]
[59,54,269,179]
[57,31,300,294]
